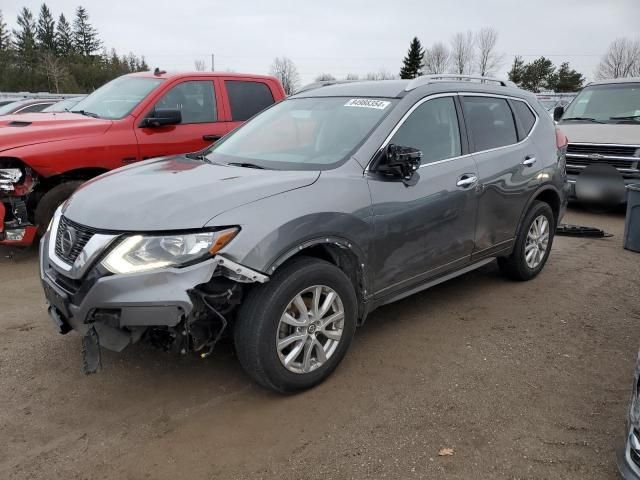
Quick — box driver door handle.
[522,156,537,167]
[456,174,478,188]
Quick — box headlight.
[101,228,239,274]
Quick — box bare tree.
[345,73,360,80]
[596,37,640,79]
[194,59,206,72]
[41,51,68,93]
[423,42,450,74]
[365,69,396,80]
[270,56,300,95]
[449,31,475,75]
[475,27,504,76]
[315,73,336,81]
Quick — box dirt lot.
[1,207,639,479]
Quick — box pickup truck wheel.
[34,181,84,237]
[234,256,357,393]
[498,201,555,281]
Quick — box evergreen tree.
[36,3,56,52]
[13,8,38,66]
[547,62,584,92]
[56,13,74,57]
[73,6,101,57]
[520,56,555,92]
[0,10,11,52]
[507,55,525,85]
[399,37,424,79]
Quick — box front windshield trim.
[204,96,398,171]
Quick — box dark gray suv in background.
[39,75,568,393]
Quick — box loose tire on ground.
[34,181,84,237]
[234,256,357,393]
[498,200,555,281]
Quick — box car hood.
[0,112,112,152]
[63,156,321,231]
[560,122,640,145]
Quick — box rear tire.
[498,201,555,281]
[234,256,357,393]
[34,181,83,237]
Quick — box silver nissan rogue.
[40,75,568,393]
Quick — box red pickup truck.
[0,71,285,246]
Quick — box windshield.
[0,101,22,115]
[206,97,396,170]
[70,76,163,120]
[562,83,640,123]
[42,97,83,112]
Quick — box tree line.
[0,4,148,93]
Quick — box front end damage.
[39,210,269,374]
[0,157,38,245]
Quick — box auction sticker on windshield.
[344,99,391,109]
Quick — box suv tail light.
[556,128,568,149]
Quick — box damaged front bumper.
[39,212,269,372]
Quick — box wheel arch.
[266,237,369,325]
[517,185,561,237]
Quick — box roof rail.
[405,74,516,91]
[294,79,358,95]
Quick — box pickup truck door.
[218,78,278,135]
[135,79,228,160]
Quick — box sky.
[3,0,640,85]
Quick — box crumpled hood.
[63,156,320,230]
[560,123,640,146]
[0,112,112,152]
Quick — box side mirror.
[142,108,182,127]
[553,106,564,122]
[377,144,422,185]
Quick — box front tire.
[498,201,555,281]
[234,256,357,393]
[34,181,83,237]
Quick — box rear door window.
[225,80,275,121]
[511,100,537,138]
[462,96,518,151]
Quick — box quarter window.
[462,96,518,151]
[389,96,462,165]
[153,80,216,124]
[511,100,536,137]
[225,80,275,121]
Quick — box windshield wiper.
[609,114,640,122]
[226,162,268,170]
[561,116,605,124]
[71,110,100,118]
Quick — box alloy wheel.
[524,215,550,269]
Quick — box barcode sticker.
[344,99,391,110]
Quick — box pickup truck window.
[153,80,216,124]
[225,80,275,121]
[70,76,163,120]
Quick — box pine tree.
[0,10,11,52]
[507,56,526,85]
[547,62,584,92]
[73,6,101,57]
[36,3,56,52]
[399,37,424,79]
[56,13,74,57]
[520,57,555,92]
[13,8,38,65]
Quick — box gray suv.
[39,75,568,393]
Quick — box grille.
[567,144,639,157]
[566,143,640,178]
[54,216,98,264]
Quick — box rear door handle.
[203,134,222,142]
[522,156,537,167]
[456,174,478,188]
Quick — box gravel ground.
[1,206,638,479]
